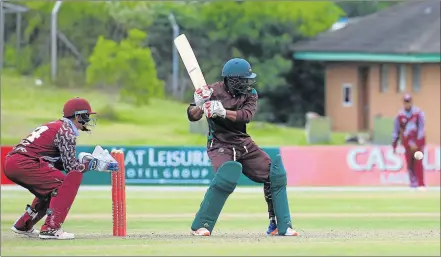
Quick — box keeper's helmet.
[63,97,97,132]
[221,58,256,97]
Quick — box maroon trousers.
[207,140,275,219]
[4,154,83,231]
[405,149,425,187]
[4,154,65,198]
[207,140,271,183]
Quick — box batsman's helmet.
[63,97,97,132]
[221,58,256,96]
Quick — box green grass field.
[1,75,346,146]
[1,187,440,256]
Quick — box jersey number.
[26,126,49,143]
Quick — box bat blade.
[174,34,207,89]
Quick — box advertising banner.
[1,146,280,186]
[106,146,281,186]
[1,146,14,185]
[3,145,439,186]
[280,145,440,186]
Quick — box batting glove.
[194,86,213,107]
[203,100,226,119]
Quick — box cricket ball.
[414,151,424,160]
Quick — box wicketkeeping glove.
[78,151,119,173]
[194,86,213,107]
[203,100,226,119]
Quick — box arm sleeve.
[417,111,425,140]
[187,103,203,122]
[236,89,258,123]
[392,115,400,144]
[54,124,86,173]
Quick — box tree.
[194,2,344,125]
[7,1,348,124]
[86,29,164,105]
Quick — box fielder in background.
[4,97,118,240]
[186,58,298,236]
[392,93,426,190]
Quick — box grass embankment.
[1,75,346,146]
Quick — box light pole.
[51,1,63,81]
[168,13,180,98]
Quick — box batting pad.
[269,154,292,235]
[191,161,242,233]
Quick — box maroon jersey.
[392,107,426,149]
[8,119,83,172]
[206,82,257,145]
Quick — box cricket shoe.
[191,228,211,236]
[284,227,299,236]
[268,226,299,236]
[417,186,427,192]
[11,226,40,237]
[266,221,278,236]
[39,228,75,240]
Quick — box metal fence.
[0,1,29,73]
[1,1,85,83]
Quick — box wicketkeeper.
[4,97,119,239]
[186,58,298,236]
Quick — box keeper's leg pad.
[269,154,292,235]
[43,171,83,230]
[191,161,242,233]
[14,197,50,231]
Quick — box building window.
[380,64,388,92]
[342,83,352,107]
[396,64,406,92]
[412,64,421,92]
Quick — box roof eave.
[293,52,441,63]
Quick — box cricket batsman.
[186,58,298,236]
[4,97,119,240]
[392,94,426,190]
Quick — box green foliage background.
[3,1,397,126]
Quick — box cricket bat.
[174,34,207,90]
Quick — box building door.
[358,66,369,131]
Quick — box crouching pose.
[4,97,118,240]
[186,58,298,236]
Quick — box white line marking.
[2,185,440,193]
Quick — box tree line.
[3,1,396,125]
